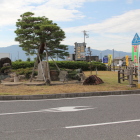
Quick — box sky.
[0,0,140,52]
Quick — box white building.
[0,53,10,59]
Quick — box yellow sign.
[126,55,129,66]
[108,54,112,65]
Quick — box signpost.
[132,33,140,88]
[103,55,108,64]
[74,42,86,61]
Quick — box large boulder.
[0,57,11,68]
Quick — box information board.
[74,42,86,61]
[103,56,108,64]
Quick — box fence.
[118,67,137,85]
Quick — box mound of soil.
[83,75,104,85]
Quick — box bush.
[14,68,37,79]
[0,66,11,73]
[49,61,106,71]
[12,61,34,69]
[12,61,107,71]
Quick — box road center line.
[65,119,140,129]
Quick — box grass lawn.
[0,71,138,95]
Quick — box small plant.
[26,57,31,62]
[15,68,38,79]
[0,66,11,73]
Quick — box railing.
[118,67,137,85]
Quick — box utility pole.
[113,49,115,71]
[82,30,89,43]
[18,51,19,60]
[87,47,92,75]
[100,52,102,61]
[81,30,89,62]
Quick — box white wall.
[0,53,10,59]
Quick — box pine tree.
[15,12,69,60]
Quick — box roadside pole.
[132,33,140,88]
[138,47,140,88]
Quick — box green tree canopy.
[15,12,69,60]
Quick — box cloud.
[0,40,19,48]
[64,9,140,34]
[126,0,133,4]
[0,0,114,27]
[0,0,85,26]
[62,9,140,52]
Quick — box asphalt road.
[0,94,140,140]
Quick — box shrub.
[12,61,34,69]
[12,61,107,71]
[49,61,106,71]
[14,68,37,79]
[0,66,11,73]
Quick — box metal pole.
[18,51,19,60]
[83,30,85,43]
[113,49,115,71]
[82,30,89,44]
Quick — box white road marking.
[0,94,140,103]
[41,106,95,112]
[65,119,140,129]
[0,106,95,116]
[137,135,140,137]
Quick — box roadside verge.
[0,90,140,100]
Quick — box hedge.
[12,61,107,71]
[12,61,34,69]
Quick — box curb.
[0,89,140,100]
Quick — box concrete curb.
[0,89,140,100]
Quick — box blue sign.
[132,33,140,45]
[103,56,108,63]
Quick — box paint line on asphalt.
[0,94,140,103]
[65,119,140,129]
[137,135,140,137]
[0,106,95,116]
[0,110,46,116]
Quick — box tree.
[15,12,69,61]
[26,57,31,62]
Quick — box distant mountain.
[0,45,33,61]
[0,45,132,61]
[68,46,131,59]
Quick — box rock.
[2,77,14,82]
[0,57,11,68]
[18,75,26,80]
[9,72,16,78]
[3,63,10,67]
